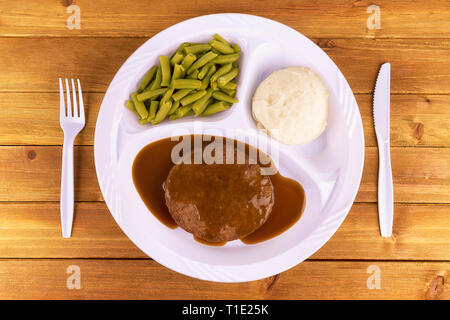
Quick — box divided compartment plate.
[94,13,365,282]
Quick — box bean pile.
[126,34,240,125]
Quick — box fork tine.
[71,79,78,117]
[59,78,66,117]
[77,79,85,120]
[65,78,72,117]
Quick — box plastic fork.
[59,78,85,238]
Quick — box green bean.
[200,65,216,90]
[221,89,236,97]
[209,39,234,54]
[172,89,193,101]
[172,42,190,56]
[218,81,237,90]
[127,34,241,124]
[159,55,171,87]
[136,88,168,101]
[197,63,212,80]
[213,34,230,46]
[212,91,238,104]
[184,44,211,54]
[160,88,174,105]
[170,51,184,66]
[170,110,194,120]
[138,66,157,92]
[147,100,159,121]
[201,101,231,116]
[210,53,240,64]
[187,69,199,79]
[187,51,218,75]
[170,43,189,65]
[131,92,148,119]
[181,54,197,70]
[192,88,213,115]
[210,63,232,83]
[204,98,215,110]
[172,64,184,81]
[210,48,221,55]
[180,90,206,106]
[152,100,172,124]
[168,100,180,115]
[148,67,162,90]
[172,79,201,89]
[125,100,139,116]
[170,105,194,120]
[217,68,239,87]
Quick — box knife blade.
[373,62,394,237]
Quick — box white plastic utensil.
[373,63,394,237]
[59,78,85,238]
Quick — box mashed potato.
[252,66,329,145]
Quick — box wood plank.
[356,147,450,203]
[0,203,449,261]
[0,146,100,202]
[0,38,449,94]
[1,0,449,39]
[312,204,450,260]
[358,94,450,147]
[0,93,101,146]
[0,202,144,259]
[2,93,449,147]
[0,146,448,203]
[0,37,144,93]
[321,38,450,94]
[0,259,447,299]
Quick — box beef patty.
[164,162,274,242]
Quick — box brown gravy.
[132,135,305,245]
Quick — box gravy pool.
[132,135,305,245]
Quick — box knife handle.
[377,140,394,237]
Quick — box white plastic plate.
[94,14,364,282]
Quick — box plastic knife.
[373,62,394,237]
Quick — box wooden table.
[0,0,449,300]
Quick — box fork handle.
[60,135,75,238]
[377,140,394,237]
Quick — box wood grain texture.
[0,146,100,201]
[0,202,449,261]
[312,204,450,260]
[321,38,450,94]
[0,0,449,39]
[0,93,100,146]
[0,259,447,299]
[1,38,450,94]
[357,147,450,203]
[0,0,449,300]
[0,146,448,203]
[1,93,449,147]
[0,38,144,93]
[358,94,450,147]
[0,202,144,259]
